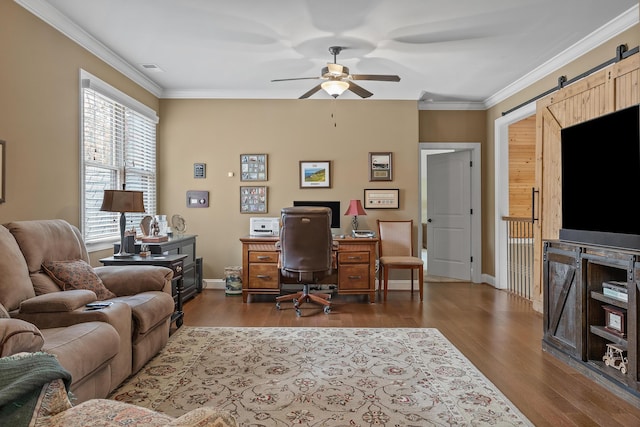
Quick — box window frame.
[79,69,159,247]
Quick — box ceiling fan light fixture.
[321,80,349,98]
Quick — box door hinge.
[469,160,473,167]
[470,256,473,263]
[470,208,473,215]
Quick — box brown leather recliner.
[0,219,175,399]
[275,207,336,316]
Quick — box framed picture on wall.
[299,160,331,188]
[369,152,392,181]
[240,186,268,213]
[364,188,399,209]
[240,154,268,181]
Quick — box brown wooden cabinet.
[543,240,640,407]
[100,253,187,328]
[543,241,583,359]
[247,251,279,290]
[115,234,201,302]
[337,249,371,293]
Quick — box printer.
[249,217,280,236]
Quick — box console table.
[239,236,378,303]
[99,253,187,328]
[543,240,640,407]
[115,234,201,302]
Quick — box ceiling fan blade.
[271,77,321,82]
[350,74,401,82]
[299,84,323,99]
[347,81,373,99]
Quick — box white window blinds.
[80,70,158,243]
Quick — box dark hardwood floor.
[180,282,640,426]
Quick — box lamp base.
[114,212,135,258]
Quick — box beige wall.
[418,110,488,272]
[158,99,418,279]
[0,1,158,246]
[2,0,638,283]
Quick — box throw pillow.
[42,260,116,301]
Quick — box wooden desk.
[239,236,378,303]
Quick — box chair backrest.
[279,207,333,282]
[377,219,415,257]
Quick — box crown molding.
[16,1,638,107]
[417,101,486,111]
[15,0,163,97]
[483,4,639,109]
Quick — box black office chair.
[275,207,335,316]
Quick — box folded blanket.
[0,352,71,427]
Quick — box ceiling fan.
[271,46,400,99]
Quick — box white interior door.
[426,150,472,280]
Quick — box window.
[80,70,158,244]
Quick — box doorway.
[494,102,537,290]
[419,142,482,283]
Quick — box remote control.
[86,302,113,308]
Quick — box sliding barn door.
[533,54,640,310]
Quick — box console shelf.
[543,240,640,407]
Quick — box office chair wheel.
[295,308,302,317]
[324,306,331,314]
[275,302,281,310]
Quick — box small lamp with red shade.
[344,199,367,231]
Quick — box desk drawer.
[249,251,278,263]
[338,251,369,264]
[338,264,369,290]
[249,264,279,289]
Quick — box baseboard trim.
[204,279,444,292]
[203,279,225,290]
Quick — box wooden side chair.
[376,219,424,301]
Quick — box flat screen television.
[292,200,341,230]
[559,104,640,250]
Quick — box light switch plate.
[186,190,209,208]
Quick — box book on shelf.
[602,287,628,302]
[602,280,627,292]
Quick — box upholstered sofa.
[0,326,237,426]
[0,219,176,402]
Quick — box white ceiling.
[18,0,639,107]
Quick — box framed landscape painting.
[299,160,331,188]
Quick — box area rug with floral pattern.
[109,327,532,426]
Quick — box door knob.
[427,218,432,223]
